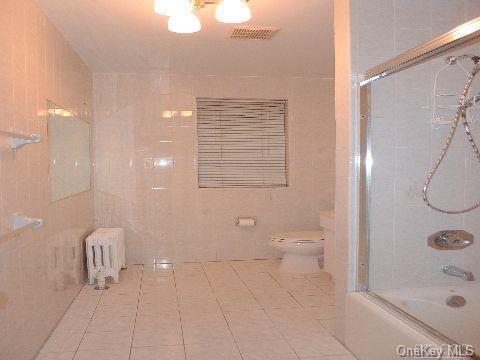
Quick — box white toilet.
[269,231,325,273]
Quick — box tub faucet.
[442,265,475,281]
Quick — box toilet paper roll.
[236,218,256,227]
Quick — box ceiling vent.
[230,27,279,40]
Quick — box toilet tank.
[319,210,335,282]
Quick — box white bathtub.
[345,291,476,360]
[376,286,480,352]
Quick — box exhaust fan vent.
[230,27,279,40]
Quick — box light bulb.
[215,0,251,24]
[154,0,192,17]
[168,12,202,33]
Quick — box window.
[197,98,288,188]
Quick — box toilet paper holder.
[236,218,257,227]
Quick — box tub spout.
[442,265,475,281]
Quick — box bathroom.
[1,0,480,359]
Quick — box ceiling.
[36,0,334,77]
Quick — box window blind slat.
[197,98,287,188]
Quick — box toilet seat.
[270,231,324,245]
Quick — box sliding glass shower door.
[360,18,480,356]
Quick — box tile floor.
[36,260,355,360]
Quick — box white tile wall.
[0,1,94,359]
[93,74,335,264]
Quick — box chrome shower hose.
[422,59,480,214]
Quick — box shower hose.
[422,56,480,214]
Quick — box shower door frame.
[357,17,480,353]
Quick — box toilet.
[269,231,324,273]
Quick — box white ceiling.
[36,0,334,77]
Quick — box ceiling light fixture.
[154,0,191,16]
[168,12,202,33]
[215,0,251,24]
[153,0,173,16]
[154,0,252,34]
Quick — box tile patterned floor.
[36,260,356,360]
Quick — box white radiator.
[86,228,126,285]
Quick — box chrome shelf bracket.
[9,128,41,150]
[12,213,44,230]
[0,128,41,150]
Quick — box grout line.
[200,262,245,360]
[128,265,144,360]
[172,264,188,360]
[44,261,337,360]
[270,270,335,334]
[71,286,105,358]
[33,283,88,359]
[265,271,305,308]
[228,261,301,360]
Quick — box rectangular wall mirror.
[48,101,91,201]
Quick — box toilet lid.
[271,231,323,242]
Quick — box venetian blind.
[197,98,288,188]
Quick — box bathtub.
[376,286,480,352]
[345,291,477,360]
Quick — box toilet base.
[279,254,324,273]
